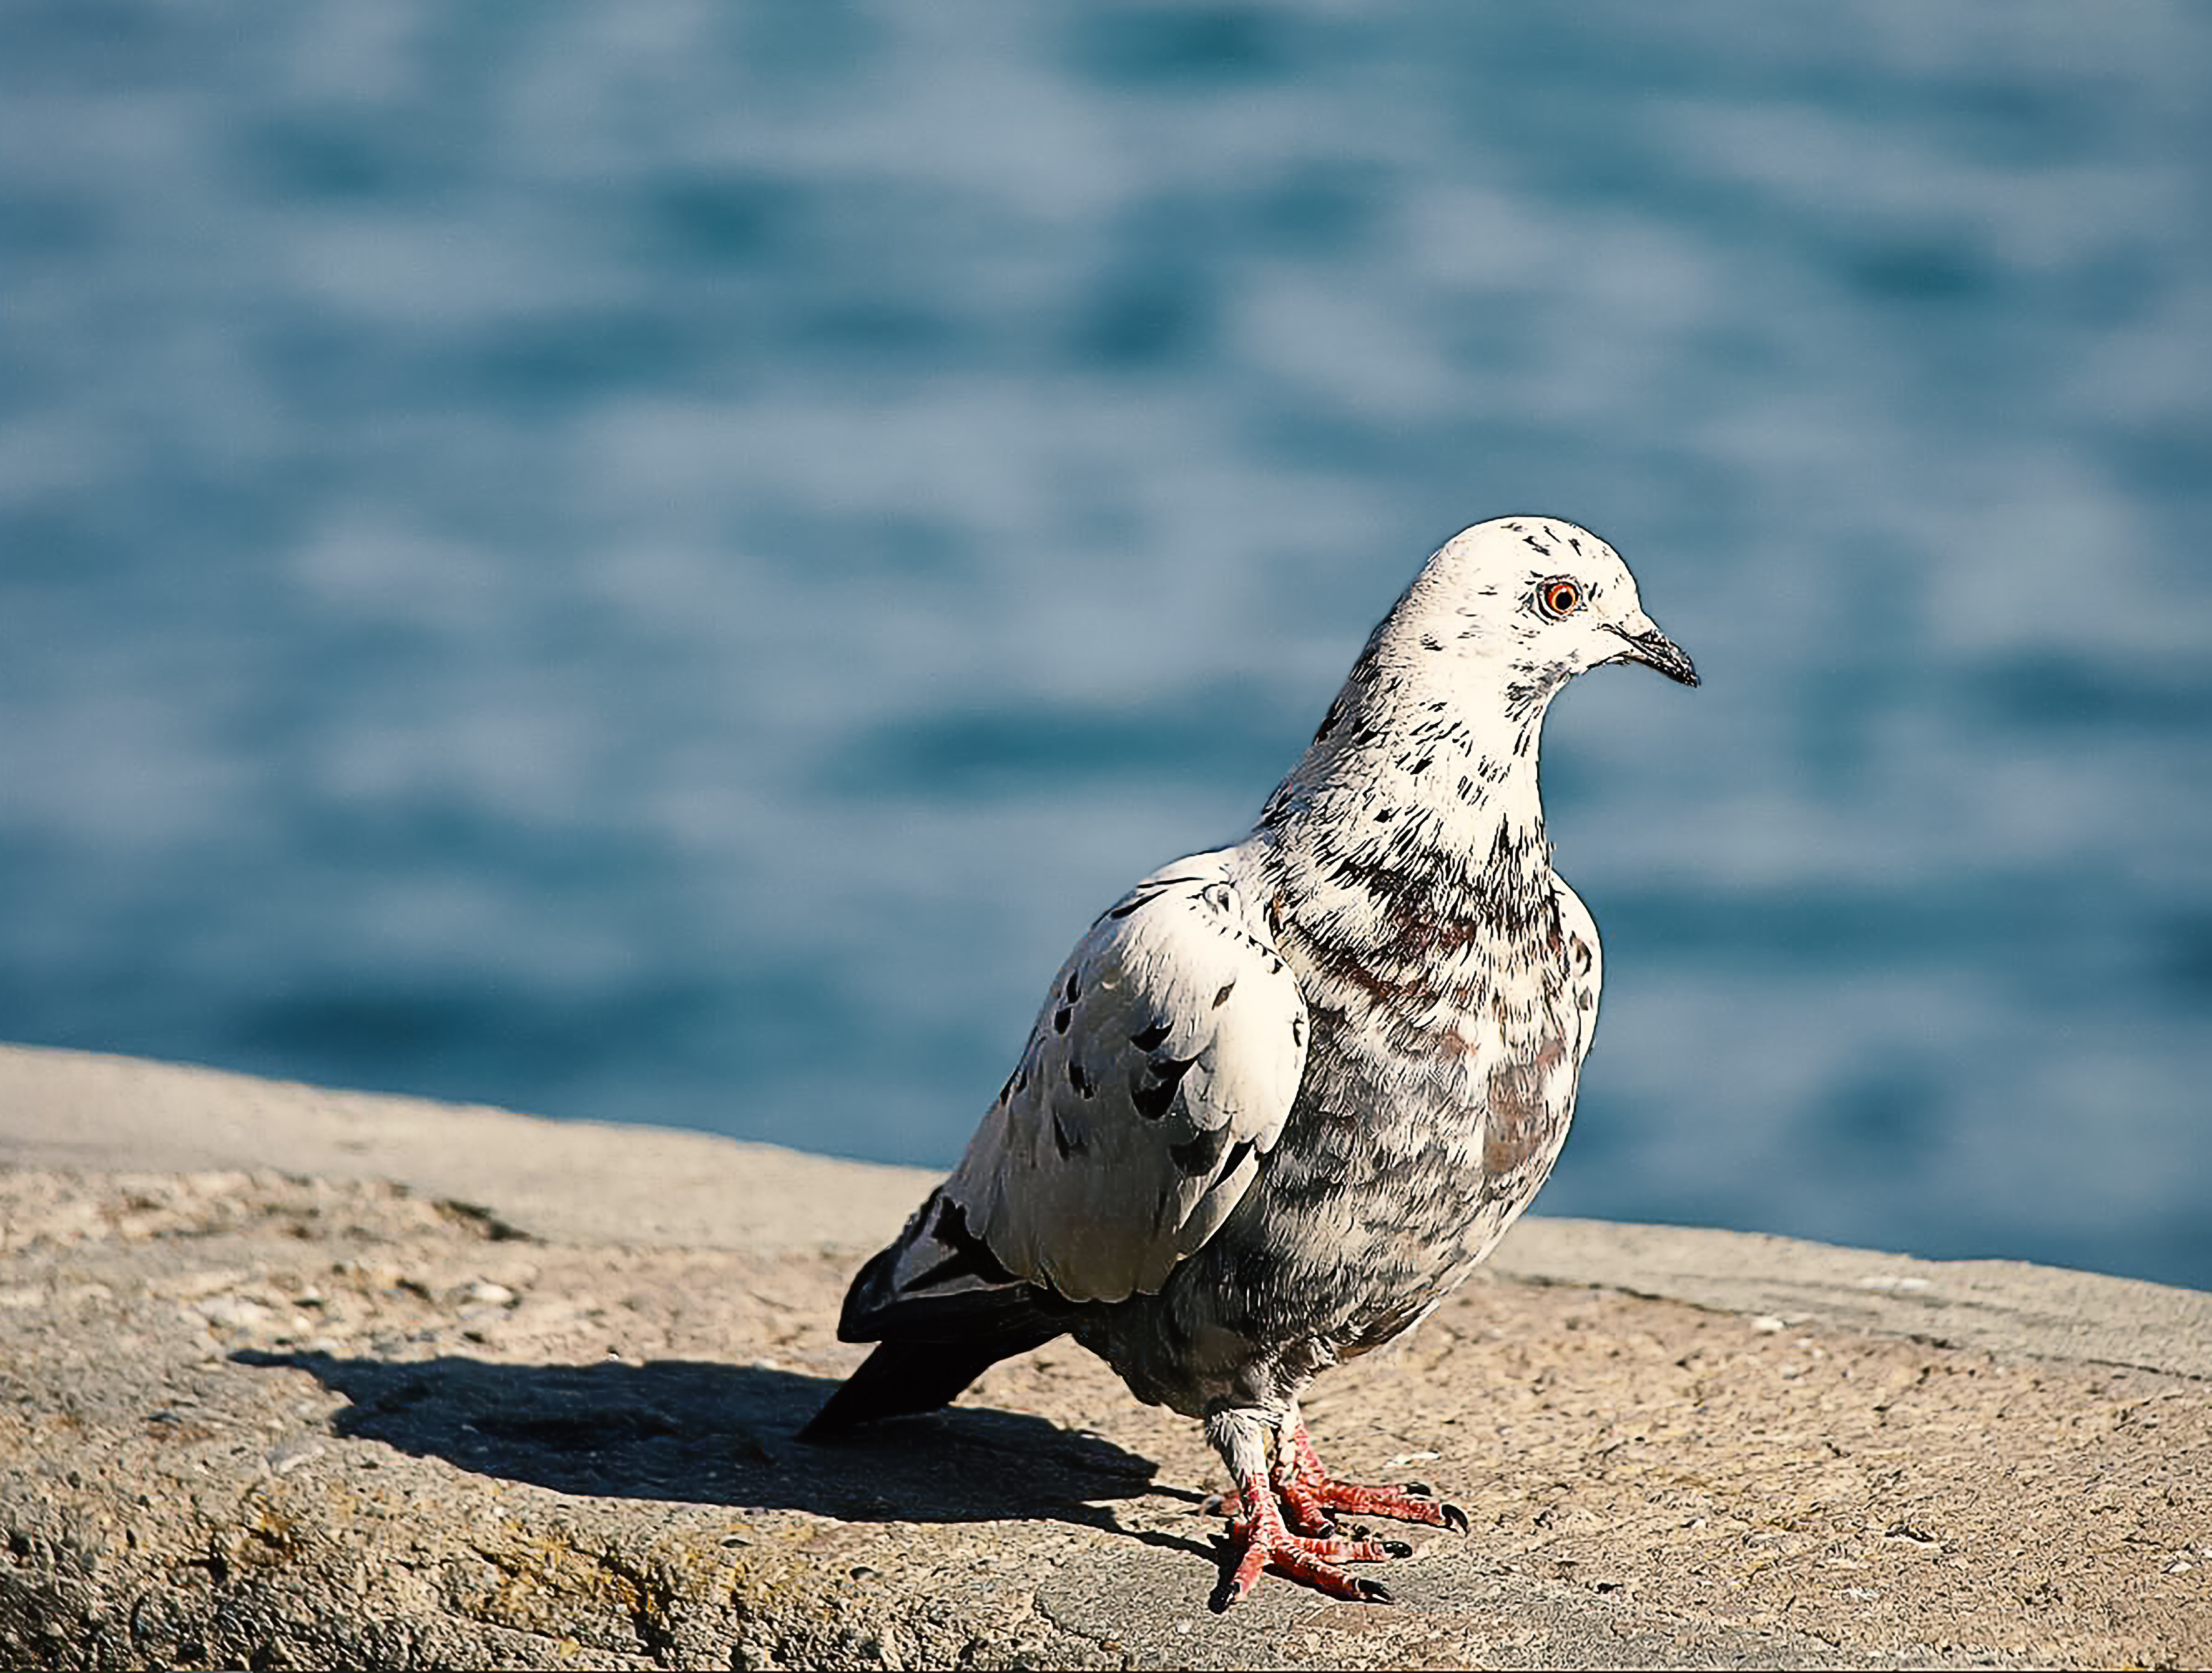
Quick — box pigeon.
[802,516,1698,1607]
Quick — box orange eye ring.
[1538,578,1583,619]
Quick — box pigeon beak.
[1605,620,1699,687]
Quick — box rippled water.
[5,2,2209,1286]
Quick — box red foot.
[1217,1470,1404,1609]
[1274,1421,1471,1538]
[1211,1424,1468,1608]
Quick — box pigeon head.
[1409,516,1699,699]
[1262,514,1694,838]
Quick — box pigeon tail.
[799,1326,1065,1440]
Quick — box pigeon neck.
[1252,654,1560,940]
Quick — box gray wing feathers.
[945,853,1309,1305]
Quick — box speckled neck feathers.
[1253,575,1564,962]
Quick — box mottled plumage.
[805,516,1697,1606]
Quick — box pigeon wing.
[938,852,1311,1306]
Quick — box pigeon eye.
[1538,579,1583,620]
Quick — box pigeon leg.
[1207,1411,1404,1609]
[1274,1418,1470,1534]
[1267,1403,1347,1536]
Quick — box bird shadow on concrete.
[233,1348,1215,1563]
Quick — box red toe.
[1217,1468,1401,1609]
[1279,1421,1468,1531]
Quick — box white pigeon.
[804,516,1698,1607]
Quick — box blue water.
[5,2,2209,1288]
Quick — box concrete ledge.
[2,1044,2206,1669]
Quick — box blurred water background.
[4,2,2209,1287]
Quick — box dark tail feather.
[799,1325,1064,1441]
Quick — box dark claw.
[1382,1539,1414,1558]
[1440,1502,1470,1534]
[1401,1479,1437,1498]
[1357,1578,1395,1604]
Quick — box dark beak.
[1607,622,1699,687]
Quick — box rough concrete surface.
[1,1045,2206,1670]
